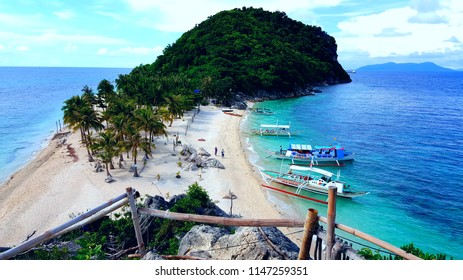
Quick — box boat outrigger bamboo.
[251,122,300,137]
[262,164,369,198]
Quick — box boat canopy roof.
[290,144,312,151]
[260,124,290,129]
[314,145,344,150]
[289,165,334,177]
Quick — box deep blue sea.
[242,71,463,259]
[0,67,131,185]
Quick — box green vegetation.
[149,7,351,97]
[358,243,452,260]
[16,183,214,260]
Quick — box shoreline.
[0,105,302,248]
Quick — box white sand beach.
[0,105,301,248]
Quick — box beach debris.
[66,144,79,162]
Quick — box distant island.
[357,62,455,72]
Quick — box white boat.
[249,107,274,115]
[267,143,354,165]
[250,122,300,137]
[262,165,368,198]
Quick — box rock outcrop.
[178,225,299,260]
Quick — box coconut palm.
[134,106,167,156]
[62,95,102,162]
[92,130,118,177]
[163,94,186,127]
[96,79,115,112]
[125,121,150,177]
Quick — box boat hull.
[262,170,368,198]
[267,150,354,164]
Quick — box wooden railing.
[0,187,421,260]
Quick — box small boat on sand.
[262,165,368,198]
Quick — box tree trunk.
[105,162,111,177]
[132,151,139,177]
[118,154,124,168]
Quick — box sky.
[1,0,462,70]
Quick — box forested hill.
[144,7,351,99]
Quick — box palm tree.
[125,122,150,177]
[134,106,167,156]
[62,95,101,162]
[92,130,118,177]
[96,79,115,112]
[163,94,186,127]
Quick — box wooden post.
[126,187,145,256]
[326,186,337,260]
[298,208,319,260]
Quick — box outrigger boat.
[249,107,274,115]
[262,164,369,198]
[267,143,354,166]
[251,122,300,137]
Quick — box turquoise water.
[243,71,463,259]
[0,67,132,185]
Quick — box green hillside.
[124,7,351,105]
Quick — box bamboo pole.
[318,216,421,260]
[126,187,145,256]
[326,186,337,260]
[298,208,319,260]
[47,197,129,240]
[137,207,305,227]
[0,192,128,260]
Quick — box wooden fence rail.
[0,192,130,260]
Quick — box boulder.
[197,147,211,157]
[178,225,299,260]
[205,158,225,169]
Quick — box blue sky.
[1,0,462,69]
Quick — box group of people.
[214,146,225,157]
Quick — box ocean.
[242,70,463,259]
[0,67,132,185]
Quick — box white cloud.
[124,0,346,32]
[97,48,108,55]
[53,10,75,20]
[97,46,164,56]
[16,45,30,52]
[0,44,5,51]
[335,2,463,59]
[64,43,78,52]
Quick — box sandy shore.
[0,105,301,248]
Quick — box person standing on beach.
[215,146,218,156]
[221,149,224,157]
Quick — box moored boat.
[267,143,354,165]
[250,122,300,137]
[249,107,274,115]
[262,165,368,198]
